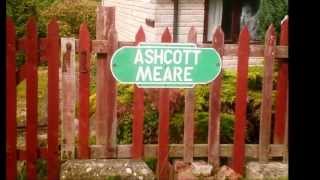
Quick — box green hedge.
[87,66,278,145]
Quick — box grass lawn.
[17,66,49,125]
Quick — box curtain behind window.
[207,0,223,41]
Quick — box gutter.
[173,0,178,42]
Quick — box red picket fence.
[6,6,288,180]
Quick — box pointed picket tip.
[161,27,172,42]
[135,26,146,44]
[188,26,196,34]
[26,17,37,28]
[48,18,58,27]
[26,16,37,33]
[79,22,90,35]
[107,23,118,51]
[212,26,224,39]
[96,5,103,13]
[265,24,276,46]
[281,16,288,30]
[280,16,288,46]
[281,15,288,25]
[6,16,16,47]
[48,19,59,36]
[6,17,15,33]
[187,26,197,43]
[239,26,250,42]
[240,25,249,35]
[79,22,91,52]
[6,16,14,26]
[211,26,224,55]
[266,24,275,36]
[26,16,37,24]
[212,26,224,46]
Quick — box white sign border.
[110,43,222,88]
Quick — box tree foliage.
[6,0,98,66]
[40,0,97,38]
[6,0,56,37]
[257,0,288,40]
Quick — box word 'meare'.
[134,48,200,82]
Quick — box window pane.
[240,0,260,40]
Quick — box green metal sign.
[110,43,222,88]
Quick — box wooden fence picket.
[274,16,288,144]
[183,26,197,163]
[208,26,224,170]
[60,38,76,160]
[6,17,17,180]
[132,26,146,159]
[25,17,38,179]
[157,27,172,180]
[283,87,288,163]
[105,24,118,157]
[78,23,91,158]
[47,19,60,180]
[95,7,115,154]
[231,26,250,174]
[259,25,276,162]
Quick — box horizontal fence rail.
[15,143,285,160]
[15,38,288,58]
[6,6,288,180]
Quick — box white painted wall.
[102,0,205,43]
[101,0,263,68]
[102,0,157,42]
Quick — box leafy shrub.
[17,159,48,179]
[40,0,97,38]
[108,66,278,145]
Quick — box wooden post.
[283,87,288,163]
[132,26,145,159]
[47,19,60,180]
[208,26,224,170]
[157,27,171,180]
[274,16,288,144]
[78,23,91,158]
[6,17,17,180]
[60,38,76,160]
[25,17,38,179]
[259,25,276,162]
[183,26,197,163]
[95,6,115,155]
[231,26,250,175]
[105,23,118,157]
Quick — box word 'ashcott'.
[110,43,222,88]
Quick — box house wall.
[176,0,205,43]
[102,0,263,68]
[154,0,205,43]
[102,0,205,43]
[102,0,157,42]
[154,0,174,42]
